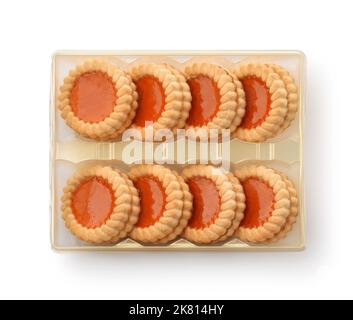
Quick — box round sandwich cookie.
[61,166,140,244]
[128,165,192,244]
[231,63,291,142]
[58,59,138,140]
[234,165,298,243]
[183,63,245,136]
[181,165,244,244]
[130,63,185,138]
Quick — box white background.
[0,0,350,300]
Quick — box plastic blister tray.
[50,51,305,251]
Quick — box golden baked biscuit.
[130,64,185,139]
[58,59,137,140]
[61,166,139,244]
[268,64,298,133]
[184,63,245,136]
[128,165,192,244]
[234,165,298,243]
[232,63,293,142]
[182,165,244,244]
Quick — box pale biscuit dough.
[163,64,192,133]
[218,173,246,241]
[109,171,140,242]
[268,64,298,133]
[266,170,299,243]
[96,74,138,141]
[229,76,246,134]
[155,170,193,244]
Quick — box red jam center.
[187,177,221,229]
[70,71,116,123]
[240,177,275,228]
[134,176,166,228]
[187,76,220,126]
[240,76,271,129]
[133,76,165,127]
[71,176,115,228]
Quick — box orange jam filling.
[70,71,116,123]
[134,176,166,228]
[133,76,165,127]
[71,176,115,228]
[187,76,221,126]
[239,76,271,129]
[187,177,221,229]
[240,177,275,228]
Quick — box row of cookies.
[61,164,298,245]
[57,59,298,142]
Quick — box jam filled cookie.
[130,64,185,138]
[232,63,290,142]
[61,166,140,244]
[58,59,137,140]
[184,63,244,135]
[234,165,298,243]
[128,165,192,244]
[182,165,243,244]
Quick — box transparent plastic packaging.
[50,51,305,251]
